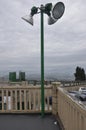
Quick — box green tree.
[74,66,85,81]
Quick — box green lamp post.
[22,2,65,117]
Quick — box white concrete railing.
[57,87,86,130]
[61,81,86,87]
[0,85,52,113]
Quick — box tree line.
[74,66,86,81]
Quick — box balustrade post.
[33,90,36,110]
[24,90,27,110]
[11,90,13,110]
[15,90,17,110]
[2,90,4,111]
[52,82,61,115]
[29,91,31,110]
[20,90,22,110]
[38,89,40,110]
[6,90,8,110]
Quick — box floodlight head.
[48,2,65,25]
[48,16,57,25]
[52,2,65,20]
[31,6,38,16]
[22,15,33,26]
[44,3,52,16]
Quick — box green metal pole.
[40,6,44,117]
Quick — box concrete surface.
[0,114,61,130]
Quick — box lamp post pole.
[22,1,65,118]
[40,5,44,117]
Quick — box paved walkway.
[0,114,61,130]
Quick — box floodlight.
[22,15,33,26]
[31,6,38,16]
[52,2,65,20]
[44,3,52,16]
[48,2,65,25]
[48,16,57,25]
[22,2,65,117]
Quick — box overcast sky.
[0,0,86,79]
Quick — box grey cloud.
[0,0,86,78]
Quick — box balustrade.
[1,81,86,130]
[0,85,52,113]
[57,87,86,130]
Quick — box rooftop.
[0,114,61,130]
